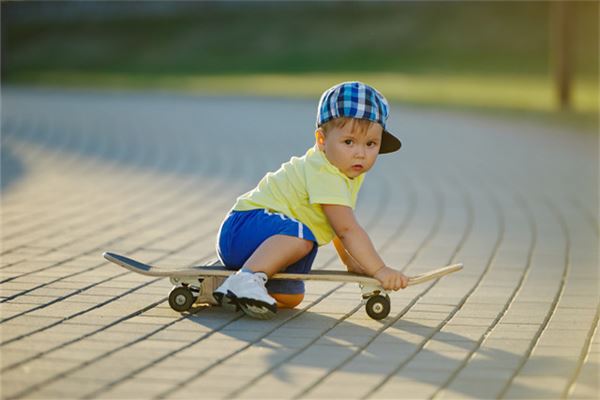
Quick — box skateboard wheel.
[168,287,195,312]
[365,295,390,320]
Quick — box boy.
[213,81,408,319]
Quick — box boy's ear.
[315,129,325,150]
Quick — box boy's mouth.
[351,164,364,172]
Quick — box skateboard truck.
[360,282,391,320]
[168,275,223,311]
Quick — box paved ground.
[1,87,598,399]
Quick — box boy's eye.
[367,141,378,147]
[344,139,353,145]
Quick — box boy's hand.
[374,266,408,291]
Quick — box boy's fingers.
[379,272,408,290]
[395,276,404,290]
[395,279,403,291]
[388,277,400,291]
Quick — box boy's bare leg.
[242,234,314,277]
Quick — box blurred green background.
[2,1,598,124]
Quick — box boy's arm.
[322,204,408,290]
[332,236,366,274]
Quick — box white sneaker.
[215,271,277,319]
[212,275,240,312]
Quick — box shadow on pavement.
[1,88,314,185]
[182,308,586,398]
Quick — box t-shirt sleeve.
[306,166,353,207]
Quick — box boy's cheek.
[369,154,379,166]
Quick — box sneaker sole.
[234,295,277,320]
[212,291,240,312]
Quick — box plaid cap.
[316,81,401,154]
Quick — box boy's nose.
[355,146,366,158]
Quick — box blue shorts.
[216,209,318,294]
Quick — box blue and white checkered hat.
[316,81,401,154]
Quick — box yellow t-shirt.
[233,146,365,246]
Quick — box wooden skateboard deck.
[103,251,462,320]
[103,252,463,287]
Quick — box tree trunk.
[552,0,573,111]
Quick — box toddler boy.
[214,81,408,319]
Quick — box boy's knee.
[270,293,304,309]
[299,239,314,256]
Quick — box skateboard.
[103,252,462,320]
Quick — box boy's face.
[316,122,382,179]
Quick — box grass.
[2,2,598,129]
[9,70,597,129]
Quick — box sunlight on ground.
[18,71,598,115]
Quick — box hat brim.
[379,130,401,154]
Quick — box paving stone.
[373,370,450,398]
[301,372,383,399]
[2,88,597,399]
[89,379,177,399]
[25,378,108,400]
[503,375,568,399]
[439,375,509,399]
[470,349,524,370]
[569,358,599,399]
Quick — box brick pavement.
[1,87,598,399]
